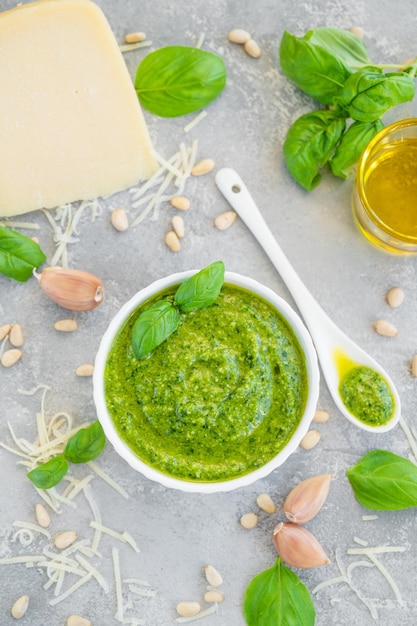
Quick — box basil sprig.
[131,260,225,359]
[135,46,226,117]
[346,449,417,510]
[27,420,106,489]
[0,225,46,282]
[279,27,416,189]
[243,558,315,626]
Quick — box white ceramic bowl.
[93,270,320,493]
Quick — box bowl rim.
[93,270,320,493]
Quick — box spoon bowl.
[215,168,401,433]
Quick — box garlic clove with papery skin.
[273,522,330,569]
[35,267,104,311]
[284,474,332,524]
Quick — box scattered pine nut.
[191,158,215,176]
[176,601,201,618]
[228,28,251,44]
[11,595,29,619]
[172,215,185,239]
[54,530,77,550]
[300,429,321,450]
[0,323,11,341]
[75,363,94,377]
[111,207,129,232]
[313,409,330,423]
[204,590,224,603]
[386,287,404,308]
[256,493,275,514]
[1,348,22,368]
[411,355,417,377]
[35,503,51,528]
[54,319,78,333]
[244,38,262,58]
[170,195,190,211]
[374,319,398,337]
[124,31,146,44]
[9,323,24,347]
[66,616,92,626]
[204,564,223,587]
[240,511,258,529]
[214,210,237,231]
[349,26,364,38]
[165,230,181,252]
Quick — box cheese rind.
[0,0,158,217]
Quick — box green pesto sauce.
[339,366,395,426]
[104,284,308,483]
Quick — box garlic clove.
[36,267,104,311]
[273,522,330,569]
[284,474,332,524]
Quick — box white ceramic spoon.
[215,167,400,433]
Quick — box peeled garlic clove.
[284,474,332,524]
[36,267,104,311]
[273,522,330,569]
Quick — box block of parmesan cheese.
[0,0,158,217]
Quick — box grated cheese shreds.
[0,220,40,229]
[353,536,368,546]
[83,484,102,554]
[151,149,184,179]
[122,532,140,554]
[63,474,95,501]
[399,415,417,464]
[347,546,407,555]
[112,547,124,623]
[75,553,110,593]
[49,573,92,606]
[183,110,207,133]
[362,514,378,521]
[195,32,205,49]
[0,555,44,565]
[87,461,129,499]
[128,586,156,598]
[365,552,405,606]
[11,528,35,547]
[12,520,51,539]
[175,603,219,623]
[120,40,152,53]
[89,522,140,553]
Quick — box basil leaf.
[174,260,225,313]
[279,30,351,105]
[0,226,46,282]
[135,46,226,117]
[335,68,416,122]
[283,110,346,191]
[64,420,106,464]
[346,449,417,510]
[27,455,69,489]
[131,299,180,359]
[306,27,372,71]
[330,119,384,178]
[243,558,315,626]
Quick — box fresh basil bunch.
[0,225,46,282]
[279,27,417,190]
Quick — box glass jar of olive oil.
[353,118,417,254]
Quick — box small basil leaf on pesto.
[131,299,180,359]
[174,260,225,312]
[27,455,69,489]
[0,225,46,282]
[64,420,106,464]
[346,449,417,510]
[243,557,315,626]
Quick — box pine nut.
[204,590,224,603]
[228,28,251,44]
[313,409,330,423]
[170,195,190,211]
[349,26,364,38]
[172,215,185,239]
[374,319,398,337]
[35,503,51,528]
[256,492,275,513]
[54,530,77,550]
[240,511,258,529]
[0,323,11,340]
[9,323,24,347]
[165,231,181,252]
[111,207,129,232]
[176,602,201,617]
[300,429,321,450]
[66,616,92,626]
[191,158,215,176]
[54,319,78,332]
[204,564,223,587]
[125,31,146,44]
[11,595,29,619]
[244,38,262,58]
[1,348,22,367]
[386,287,404,308]
[411,355,417,377]
[75,363,94,377]
[214,211,237,231]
